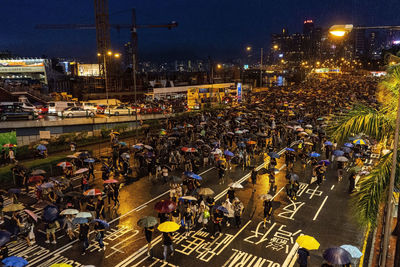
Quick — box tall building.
[354,28,366,58]
[303,20,314,35]
[123,42,133,68]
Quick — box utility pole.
[260,48,263,87]
[131,8,139,140]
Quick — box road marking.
[331,185,335,190]
[216,220,251,255]
[271,186,285,201]
[313,195,328,221]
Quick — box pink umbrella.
[75,168,89,175]
[295,128,304,132]
[103,179,119,184]
[24,209,38,222]
[83,189,102,196]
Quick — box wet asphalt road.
[2,141,366,267]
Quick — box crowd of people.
[0,74,380,266]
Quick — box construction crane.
[37,6,177,98]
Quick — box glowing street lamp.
[329,24,354,37]
[217,64,222,69]
[114,53,121,58]
[246,46,252,51]
[273,44,279,50]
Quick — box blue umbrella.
[133,145,143,150]
[40,182,54,189]
[216,206,228,214]
[94,219,110,228]
[184,171,202,180]
[340,245,363,258]
[84,158,96,163]
[268,152,280,159]
[224,150,234,157]
[73,217,89,224]
[333,150,344,156]
[119,142,127,146]
[2,256,28,267]
[36,144,47,151]
[8,188,21,194]
[309,152,321,158]
[318,160,331,165]
[344,143,354,148]
[324,141,333,146]
[341,147,352,153]
[43,205,59,222]
[0,230,11,247]
[285,148,295,152]
[238,142,246,148]
[323,247,352,265]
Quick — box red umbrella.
[83,189,102,196]
[103,179,119,184]
[28,175,44,183]
[3,144,16,148]
[24,209,38,222]
[154,200,177,213]
[57,162,73,168]
[295,128,304,132]
[181,147,197,153]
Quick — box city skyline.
[2,0,400,61]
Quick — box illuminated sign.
[243,65,249,70]
[0,59,45,73]
[237,83,242,102]
[77,64,100,77]
[370,71,387,77]
[304,20,313,24]
[393,40,400,45]
[314,68,341,73]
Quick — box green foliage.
[101,128,112,138]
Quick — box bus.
[187,86,227,110]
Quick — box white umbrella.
[336,156,349,162]
[228,182,244,189]
[60,209,79,215]
[76,212,92,218]
[75,168,89,174]
[180,196,197,201]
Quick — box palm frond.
[353,151,400,227]
[329,104,393,143]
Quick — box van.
[48,101,77,114]
[0,102,35,111]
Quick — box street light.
[97,51,121,105]
[330,23,400,267]
[217,64,222,69]
[246,46,252,51]
[273,44,279,50]
[245,46,264,87]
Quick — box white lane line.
[313,196,328,221]
[309,186,319,199]
[216,220,252,255]
[331,185,335,190]
[271,186,285,201]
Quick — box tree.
[330,64,400,265]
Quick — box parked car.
[34,105,48,114]
[0,105,37,121]
[48,101,77,114]
[140,105,163,114]
[58,107,95,118]
[104,105,135,116]
[81,102,98,113]
[97,105,108,114]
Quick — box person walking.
[297,247,310,267]
[96,195,105,219]
[63,214,75,241]
[144,226,154,256]
[45,220,59,244]
[251,168,257,192]
[162,232,174,263]
[348,172,356,193]
[94,220,106,251]
[79,222,90,255]
[233,198,244,228]
[263,199,273,228]
[183,207,193,237]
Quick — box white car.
[104,106,135,116]
[58,107,95,118]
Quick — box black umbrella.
[0,230,11,247]
[43,205,59,222]
[323,247,352,265]
[64,191,82,197]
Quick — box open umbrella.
[28,175,44,183]
[323,247,352,265]
[3,203,24,212]
[132,145,143,150]
[154,200,177,213]
[198,187,214,196]
[296,235,320,250]
[340,244,363,258]
[103,179,119,184]
[181,147,197,153]
[184,171,202,180]
[285,148,295,152]
[3,144,16,148]
[341,147,352,153]
[31,169,46,175]
[84,158,96,163]
[259,194,273,201]
[24,209,38,222]
[0,230,11,247]
[43,205,59,222]
[216,206,229,214]
[318,160,331,166]
[309,152,321,158]
[324,141,333,146]
[36,144,47,151]
[268,152,280,159]
[137,216,158,228]
[228,182,244,189]
[158,221,180,233]
[50,264,73,267]
[75,168,89,175]
[144,145,153,150]
[66,155,78,159]
[289,173,299,181]
[336,156,349,162]
[83,189,102,196]
[40,182,54,189]
[353,139,366,145]
[8,188,21,194]
[93,219,109,228]
[73,217,88,224]
[224,150,234,157]
[179,196,198,201]
[2,256,28,267]
[119,141,127,146]
[57,162,72,168]
[333,150,344,157]
[60,209,79,215]
[76,212,92,218]
[344,143,354,148]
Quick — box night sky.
[1,0,400,62]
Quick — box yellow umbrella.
[157,221,180,233]
[50,264,73,267]
[305,129,313,134]
[296,235,320,250]
[353,139,366,145]
[3,203,24,212]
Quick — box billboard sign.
[237,83,242,102]
[0,59,45,73]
